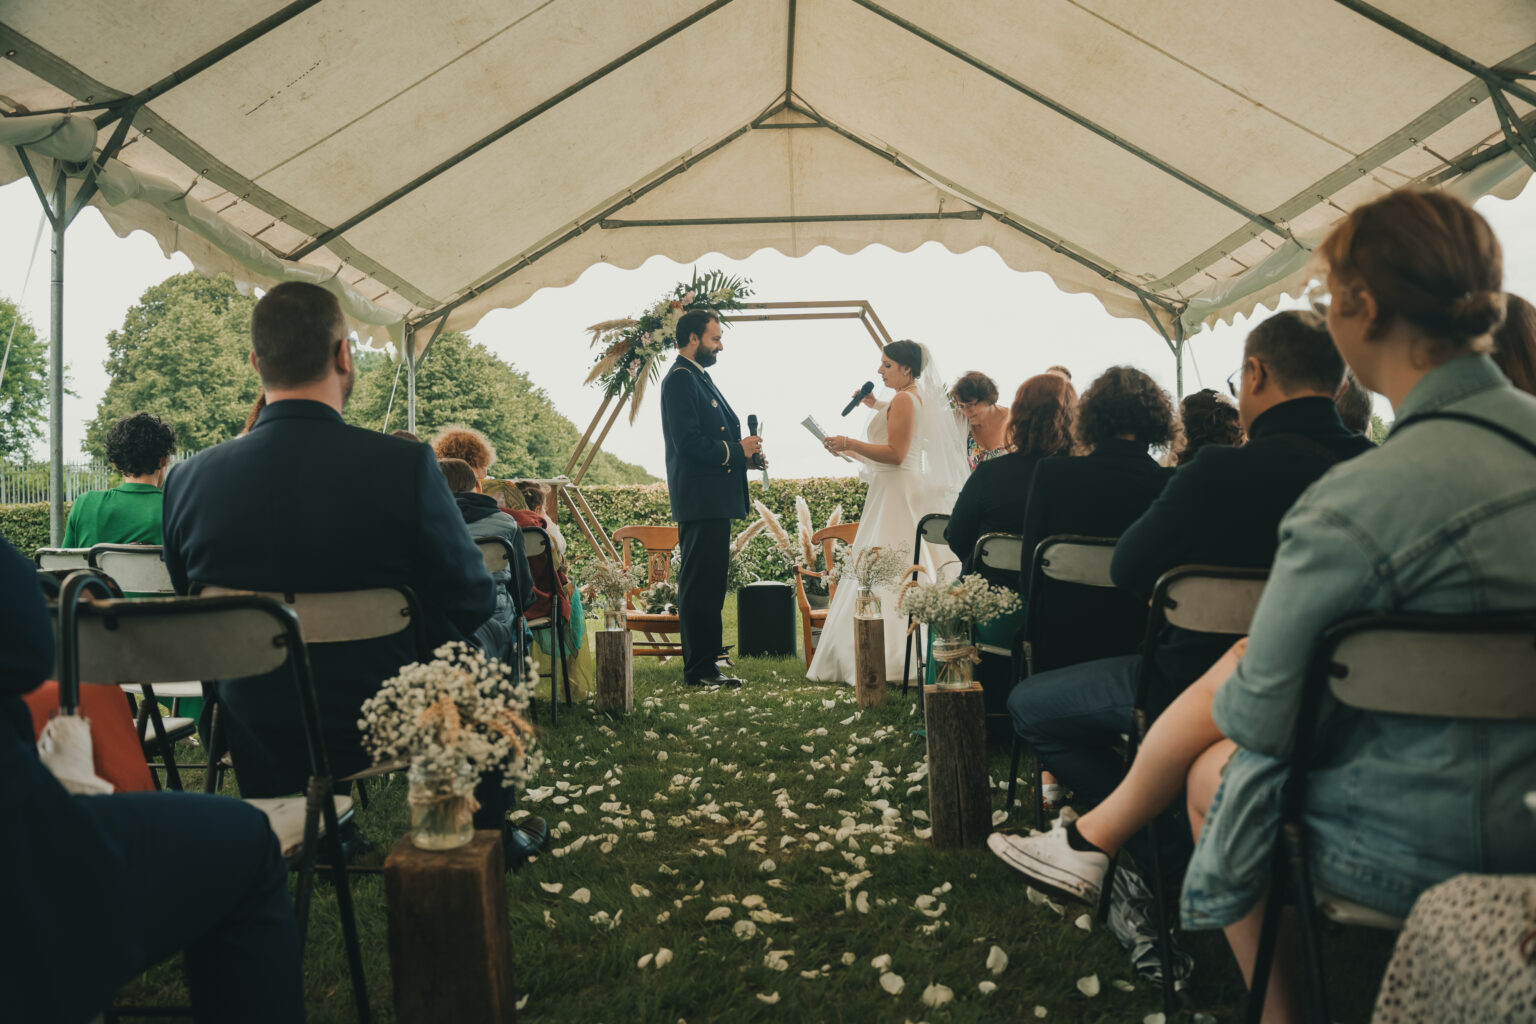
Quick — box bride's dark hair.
[884,339,923,379]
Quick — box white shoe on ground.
[987,824,1108,906]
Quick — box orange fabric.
[24,682,157,793]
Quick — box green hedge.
[0,503,57,556]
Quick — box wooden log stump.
[386,831,518,1023]
[854,616,886,708]
[595,629,633,713]
[923,682,990,849]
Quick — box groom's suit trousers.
[677,518,730,681]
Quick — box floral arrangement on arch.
[357,642,543,803]
[585,268,754,419]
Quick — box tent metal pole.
[600,210,983,228]
[1174,320,1187,398]
[48,169,66,544]
[405,326,417,434]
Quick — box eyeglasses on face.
[1302,281,1330,317]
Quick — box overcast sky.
[2,177,1533,479]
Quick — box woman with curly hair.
[950,371,1013,470]
[63,412,178,547]
[1174,388,1243,464]
[431,424,497,476]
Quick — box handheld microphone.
[747,414,768,489]
[841,381,875,416]
[747,413,758,436]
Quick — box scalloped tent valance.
[1,0,1533,358]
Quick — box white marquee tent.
[2,0,1534,539]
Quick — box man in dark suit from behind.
[659,309,762,687]
[162,282,496,810]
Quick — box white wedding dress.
[807,379,967,684]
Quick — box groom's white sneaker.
[988,823,1108,906]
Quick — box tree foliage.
[0,297,49,460]
[344,330,654,484]
[84,273,260,457]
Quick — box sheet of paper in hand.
[803,415,853,462]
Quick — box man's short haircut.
[1244,310,1346,394]
[250,282,345,389]
[438,458,479,494]
[675,309,719,350]
[105,412,178,477]
[390,429,422,443]
[1334,371,1373,434]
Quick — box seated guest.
[1333,369,1373,434]
[1173,388,1242,464]
[0,538,303,1023]
[390,428,422,442]
[1493,292,1536,395]
[947,373,1077,577]
[162,282,542,862]
[1045,364,1072,381]
[439,457,535,666]
[432,424,498,476]
[63,412,177,547]
[990,189,1536,1021]
[950,371,1013,469]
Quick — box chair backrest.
[198,585,422,648]
[1023,534,1140,674]
[1155,565,1269,636]
[35,547,91,570]
[811,523,860,599]
[1320,611,1536,720]
[476,535,513,574]
[973,533,1025,577]
[612,524,679,585]
[1035,535,1116,587]
[916,512,951,550]
[88,544,175,594]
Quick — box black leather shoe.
[502,816,551,873]
[685,673,743,688]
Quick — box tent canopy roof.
[1,0,1533,350]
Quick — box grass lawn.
[121,604,1393,1023]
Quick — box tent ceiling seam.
[845,0,1291,242]
[287,0,741,260]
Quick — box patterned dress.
[966,433,1012,471]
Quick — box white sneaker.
[987,825,1108,906]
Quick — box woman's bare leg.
[1073,639,1247,854]
[1186,739,1302,1024]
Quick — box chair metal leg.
[1285,823,1330,1024]
[142,687,184,793]
[901,615,915,696]
[354,779,370,810]
[1005,735,1022,813]
[1033,759,1046,832]
[321,792,372,1024]
[1245,845,1289,1024]
[1095,854,1118,923]
[1145,817,1178,1016]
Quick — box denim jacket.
[1183,355,1536,928]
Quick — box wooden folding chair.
[1246,609,1536,1024]
[794,523,859,667]
[612,524,683,660]
[55,572,372,1023]
[901,512,951,694]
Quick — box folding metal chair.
[87,543,176,595]
[901,512,951,695]
[1093,564,1268,1016]
[522,525,570,726]
[55,572,372,1023]
[1004,534,1122,828]
[475,532,530,670]
[34,546,91,571]
[1247,609,1536,1024]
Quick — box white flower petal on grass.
[637,953,654,969]
[704,906,732,922]
[741,895,766,909]
[759,858,777,873]
[992,809,1008,825]
[656,751,668,761]
[1074,913,1092,931]
[569,888,592,904]
[756,992,781,1005]
[516,994,529,1011]
[1076,974,1100,997]
[1143,1015,1167,1024]
[921,983,954,1008]
[799,969,821,979]
[1025,887,1049,906]
[630,883,652,898]
[733,920,758,939]
[1193,1015,1218,1024]
[871,954,892,971]
[841,952,858,966]
[539,882,563,894]
[855,891,871,914]
[879,972,905,995]
[1111,979,1135,992]
[1034,1006,1048,1018]
[654,948,673,968]
[978,981,997,995]
[986,945,1008,975]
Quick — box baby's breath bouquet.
[358,642,543,849]
[842,545,917,618]
[898,574,1022,689]
[580,559,646,629]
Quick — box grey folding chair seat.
[35,547,92,571]
[901,512,952,696]
[88,543,176,594]
[54,572,370,1022]
[1247,609,1536,1024]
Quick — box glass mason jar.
[407,758,476,851]
[603,602,628,631]
[930,627,975,690]
[854,584,882,620]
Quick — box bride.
[807,340,968,683]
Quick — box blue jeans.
[1008,654,1190,880]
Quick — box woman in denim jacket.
[987,189,1536,1022]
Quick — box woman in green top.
[63,412,178,548]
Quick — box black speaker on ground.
[736,581,796,657]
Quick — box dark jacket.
[162,400,495,796]
[947,450,1049,581]
[1111,396,1375,711]
[454,491,536,662]
[1019,440,1173,672]
[659,358,749,522]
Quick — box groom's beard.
[695,348,718,367]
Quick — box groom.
[660,309,763,687]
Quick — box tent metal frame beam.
[846,0,1289,241]
[599,210,983,228]
[288,0,740,260]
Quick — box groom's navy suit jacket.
[660,358,750,522]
